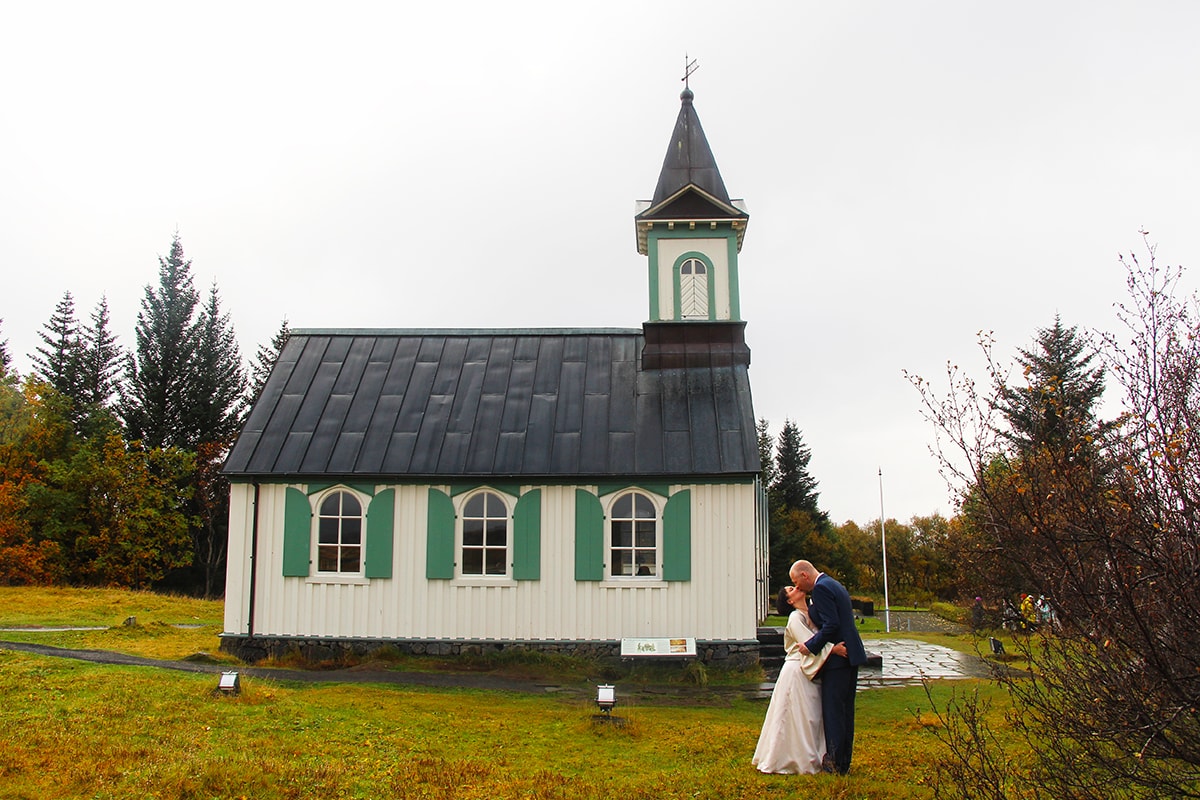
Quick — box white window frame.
[679,258,709,319]
[457,489,512,580]
[605,490,662,581]
[312,487,367,578]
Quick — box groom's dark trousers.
[820,662,858,773]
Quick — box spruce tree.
[771,419,826,523]
[30,291,83,401]
[756,417,777,490]
[184,282,248,448]
[766,420,840,591]
[120,233,200,449]
[249,318,291,402]
[0,318,11,376]
[78,296,123,410]
[995,315,1106,450]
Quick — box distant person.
[1020,594,1037,630]
[1001,600,1020,631]
[970,596,985,631]
[752,587,848,774]
[789,560,868,774]
[1036,595,1051,626]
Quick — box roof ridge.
[289,327,645,337]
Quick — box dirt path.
[0,639,556,694]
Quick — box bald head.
[790,560,818,591]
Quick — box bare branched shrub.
[909,236,1200,799]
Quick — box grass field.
[0,588,1013,799]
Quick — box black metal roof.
[224,328,760,480]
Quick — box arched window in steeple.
[679,257,709,319]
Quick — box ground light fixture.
[596,684,616,716]
[217,671,241,695]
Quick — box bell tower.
[636,84,750,368]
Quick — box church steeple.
[637,83,751,370]
[635,86,749,324]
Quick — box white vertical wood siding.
[224,482,759,642]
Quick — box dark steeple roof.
[634,87,748,255]
[651,88,732,207]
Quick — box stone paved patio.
[858,637,994,688]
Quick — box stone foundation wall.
[220,634,760,670]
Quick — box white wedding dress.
[751,608,831,774]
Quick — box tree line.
[758,417,960,607]
[0,234,289,596]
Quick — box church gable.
[637,185,747,222]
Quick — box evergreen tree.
[766,420,841,591]
[756,417,777,490]
[249,318,290,402]
[78,296,123,410]
[30,292,83,402]
[179,283,248,596]
[995,315,1106,450]
[0,318,10,376]
[184,282,248,448]
[120,233,200,449]
[771,419,826,523]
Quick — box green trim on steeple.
[727,234,741,320]
[648,247,661,321]
[645,225,741,322]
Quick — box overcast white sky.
[3,2,1198,525]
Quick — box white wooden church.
[219,85,769,666]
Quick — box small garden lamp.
[596,684,616,716]
[217,671,241,695]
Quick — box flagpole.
[879,467,891,633]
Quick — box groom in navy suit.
[787,559,867,774]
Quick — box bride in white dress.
[752,587,845,774]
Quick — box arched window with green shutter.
[364,488,395,579]
[426,488,455,580]
[282,487,313,577]
[513,489,541,581]
[662,489,692,582]
[574,489,604,581]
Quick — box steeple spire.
[635,80,749,331]
[650,84,732,207]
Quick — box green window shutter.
[575,489,604,581]
[662,489,692,582]
[282,487,312,577]
[513,489,541,581]
[364,488,395,579]
[426,488,455,580]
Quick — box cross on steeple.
[682,54,699,89]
